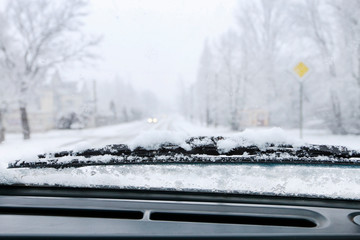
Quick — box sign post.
[293,62,310,139]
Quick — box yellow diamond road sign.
[294,62,309,78]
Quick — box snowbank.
[129,127,305,153]
[218,128,305,153]
[129,130,191,151]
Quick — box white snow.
[129,130,191,151]
[217,128,305,153]
[3,164,360,200]
[1,116,360,200]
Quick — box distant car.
[147,117,158,124]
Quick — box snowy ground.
[1,116,360,199]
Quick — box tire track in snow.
[58,120,153,149]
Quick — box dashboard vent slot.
[0,207,143,220]
[150,212,316,228]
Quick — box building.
[240,109,270,127]
[3,72,95,133]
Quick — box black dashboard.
[1,185,360,239]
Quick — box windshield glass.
[0,0,360,200]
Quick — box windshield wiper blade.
[8,137,360,169]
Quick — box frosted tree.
[185,0,359,134]
[290,0,360,134]
[330,0,360,133]
[190,0,291,130]
[236,0,293,125]
[291,0,346,134]
[214,31,245,130]
[178,77,190,119]
[196,41,217,126]
[1,0,100,139]
[0,12,17,142]
[0,14,7,142]
[96,77,160,123]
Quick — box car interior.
[1,185,360,239]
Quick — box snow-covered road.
[0,116,225,163]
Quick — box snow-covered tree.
[196,41,217,126]
[0,12,16,142]
[0,0,100,139]
[330,0,360,133]
[185,0,360,134]
[96,77,161,123]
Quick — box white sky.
[69,0,238,102]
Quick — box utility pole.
[292,61,310,139]
[93,80,97,127]
[299,81,304,139]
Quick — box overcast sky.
[67,0,238,103]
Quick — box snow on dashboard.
[3,164,360,200]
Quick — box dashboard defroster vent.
[150,212,317,228]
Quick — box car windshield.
[0,0,359,200]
